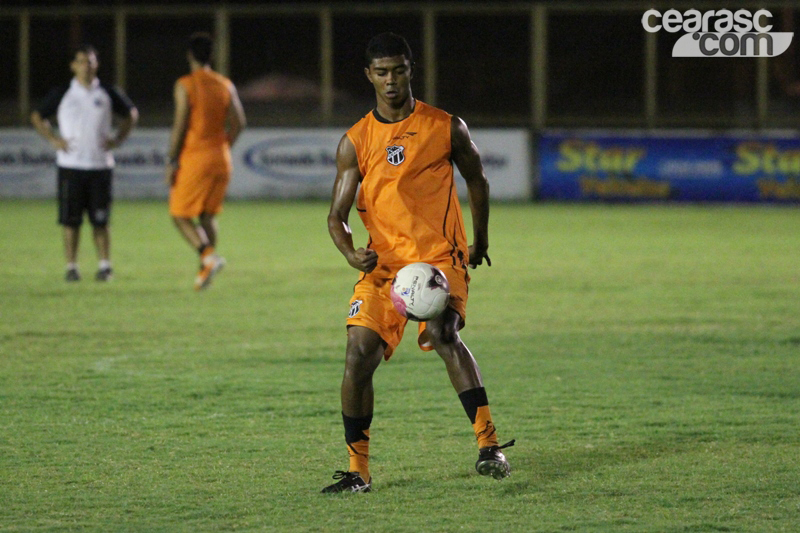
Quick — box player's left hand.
[468,244,491,269]
[349,247,378,273]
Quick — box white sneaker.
[194,254,226,290]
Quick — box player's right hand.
[349,247,378,273]
[468,244,491,269]
[50,137,69,151]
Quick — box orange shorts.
[346,261,470,360]
[169,149,231,218]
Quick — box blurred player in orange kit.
[165,32,246,290]
[322,32,514,493]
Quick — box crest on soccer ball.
[349,299,363,318]
[386,145,405,166]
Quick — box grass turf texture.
[1,199,799,532]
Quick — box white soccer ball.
[390,262,450,321]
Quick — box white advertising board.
[0,128,531,200]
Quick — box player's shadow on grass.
[379,477,421,490]
[373,436,707,494]
[453,438,705,494]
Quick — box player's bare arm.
[30,111,69,152]
[328,134,378,273]
[165,81,190,185]
[226,83,247,146]
[451,115,491,268]
[105,107,139,150]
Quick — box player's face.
[70,52,99,84]
[365,55,413,108]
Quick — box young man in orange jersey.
[165,32,246,290]
[323,32,513,493]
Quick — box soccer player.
[323,32,513,493]
[31,44,138,282]
[165,32,246,290]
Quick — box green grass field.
[1,199,799,532]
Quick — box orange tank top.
[179,69,232,154]
[347,100,469,269]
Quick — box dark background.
[2,1,800,128]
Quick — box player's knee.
[344,327,384,382]
[171,215,191,227]
[343,363,374,387]
[343,349,378,386]
[427,322,459,348]
[426,309,460,347]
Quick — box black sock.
[342,412,372,444]
[343,412,372,479]
[458,387,489,424]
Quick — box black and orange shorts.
[346,262,470,360]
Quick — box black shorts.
[57,167,113,227]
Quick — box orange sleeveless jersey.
[179,68,232,159]
[170,69,233,217]
[346,101,469,269]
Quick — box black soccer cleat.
[95,267,113,282]
[321,471,372,494]
[476,439,515,480]
[65,268,81,282]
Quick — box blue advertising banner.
[538,131,800,202]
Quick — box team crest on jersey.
[386,145,405,166]
[349,299,363,318]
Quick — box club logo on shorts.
[349,299,363,318]
[386,145,405,166]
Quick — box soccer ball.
[390,263,450,321]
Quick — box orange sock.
[473,405,499,449]
[200,245,215,259]
[459,387,500,449]
[343,413,372,482]
[347,429,370,482]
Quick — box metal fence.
[2,2,800,129]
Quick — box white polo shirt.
[36,78,136,170]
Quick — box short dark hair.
[73,44,98,61]
[189,32,213,64]
[365,32,413,67]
